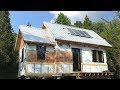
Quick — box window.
[92,50,97,62]
[98,51,104,62]
[92,50,104,63]
[21,48,24,62]
[37,45,46,60]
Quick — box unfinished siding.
[26,44,72,63]
[26,44,55,63]
[25,44,73,75]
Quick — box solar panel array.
[67,28,92,38]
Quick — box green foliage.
[93,13,120,79]
[0,11,18,79]
[83,15,93,30]
[0,11,13,33]
[74,21,83,28]
[55,12,71,26]
[92,21,106,35]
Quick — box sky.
[9,11,115,33]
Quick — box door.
[72,48,81,71]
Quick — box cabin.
[15,21,113,79]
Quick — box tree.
[55,12,71,26]
[0,11,13,33]
[92,13,120,79]
[115,11,120,20]
[74,21,83,28]
[27,22,31,26]
[0,11,18,78]
[92,21,106,34]
[102,19,120,79]
[83,15,93,30]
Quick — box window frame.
[92,50,104,63]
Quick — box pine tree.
[55,12,71,26]
[0,11,18,78]
[83,15,93,30]
[92,21,106,34]
[0,11,13,33]
[74,21,83,28]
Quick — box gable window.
[37,45,46,60]
[21,48,24,62]
[92,50,104,63]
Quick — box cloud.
[50,19,55,23]
[49,11,111,24]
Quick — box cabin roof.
[19,25,56,45]
[43,22,112,47]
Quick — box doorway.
[72,48,81,71]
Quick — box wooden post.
[89,73,91,76]
[76,76,81,79]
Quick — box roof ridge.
[19,25,43,30]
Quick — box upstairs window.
[37,45,46,60]
[92,50,104,63]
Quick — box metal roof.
[43,22,112,47]
[19,25,56,45]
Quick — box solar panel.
[67,28,92,38]
[77,30,86,37]
[67,28,79,36]
[82,31,92,38]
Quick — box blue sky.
[9,11,115,33]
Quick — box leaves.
[74,21,83,28]
[55,12,71,26]
[83,15,93,30]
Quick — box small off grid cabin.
[15,22,112,79]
